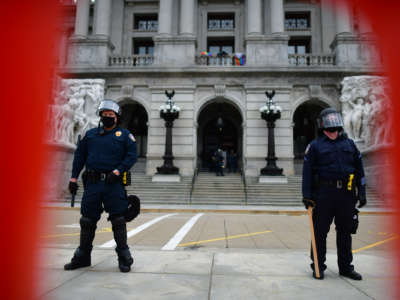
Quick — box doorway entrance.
[120,102,148,158]
[197,101,243,172]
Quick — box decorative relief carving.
[340,76,391,149]
[48,79,105,147]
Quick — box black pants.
[311,186,357,273]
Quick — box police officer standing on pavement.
[65,100,137,273]
[302,108,367,280]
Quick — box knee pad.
[111,216,126,231]
[80,216,97,230]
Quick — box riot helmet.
[97,99,121,117]
[318,108,343,131]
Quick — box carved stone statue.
[340,76,391,150]
[48,78,105,147]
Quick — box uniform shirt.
[302,133,366,200]
[71,126,137,178]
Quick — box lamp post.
[259,90,283,176]
[156,90,180,174]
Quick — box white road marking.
[56,224,80,228]
[161,213,204,251]
[100,213,178,248]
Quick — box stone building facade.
[55,0,381,179]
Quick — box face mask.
[101,116,115,128]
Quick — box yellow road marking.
[40,227,112,239]
[178,230,273,247]
[352,235,399,253]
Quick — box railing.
[109,55,154,67]
[240,168,248,205]
[195,54,246,66]
[288,54,336,66]
[189,167,199,204]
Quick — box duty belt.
[319,178,346,189]
[84,170,108,183]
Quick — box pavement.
[37,203,398,299]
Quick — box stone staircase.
[125,174,192,204]
[190,172,246,205]
[246,175,383,207]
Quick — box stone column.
[94,0,112,38]
[247,0,262,35]
[270,0,285,34]
[331,1,361,65]
[69,0,114,66]
[154,0,196,66]
[158,0,173,36]
[335,1,352,34]
[245,0,288,66]
[180,0,195,36]
[74,0,90,38]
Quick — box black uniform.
[72,126,137,220]
[302,133,366,274]
[65,125,137,273]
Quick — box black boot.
[64,247,91,270]
[116,247,134,273]
[111,216,134,272]
[339,270,362,280]
[64,216,97,271]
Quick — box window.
[288,37,311,54]
[207,37,234,55]
[285,12,311,30]
[208,13,235,31]
[133,14,158,31]
[133,38,154,55]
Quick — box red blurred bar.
[0,1,60,299]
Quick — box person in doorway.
[65,100,137,273]
[228,149,238,173]
[302,108,366,280]
[214,148,225,176]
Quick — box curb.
[41,204,397,215]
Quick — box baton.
[308,206,320,278]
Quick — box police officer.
[302,108,366,280]
[64,100,137,273]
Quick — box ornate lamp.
[259,90,283,176]
[157,90,180,174]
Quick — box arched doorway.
[197,101,243,172]
[120,102,148,158]
[293,101,327,159]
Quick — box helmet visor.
[321,112,343,129]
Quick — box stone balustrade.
[109,55,154,67]
[288,54,336,66]
[195,54,246,66]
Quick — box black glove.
[358,194,367,208]
[303,198,315,209]
[105,172,120,184]
[68,181,78,195]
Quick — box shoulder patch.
[129,133,136,142]
[305,144,311,155]
[115,131,122,137]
